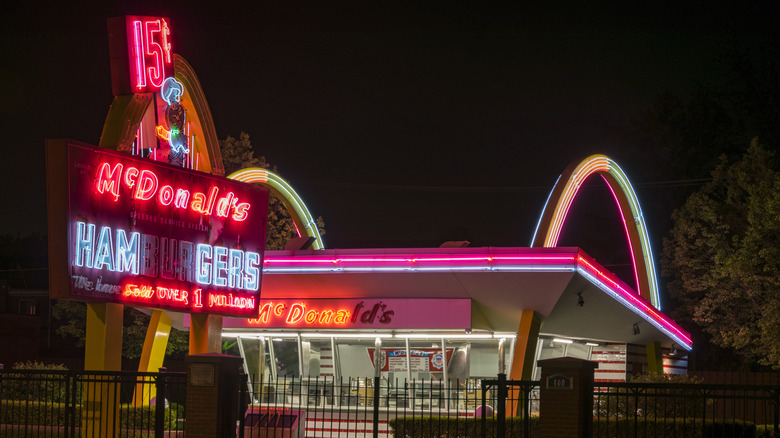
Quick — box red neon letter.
[134,170,158,200]
[158,185,174,205]
[286,303,305,324]
[124,167,139,188]
[131,21,146,90]
[96,162,123,200]
[173,189,190,209]
[232,203,250,221]
[144,20,165,89]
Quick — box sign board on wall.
[46,139,269,317]
[215,298,473,330]
[367,348,455,372]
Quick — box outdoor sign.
[46,139,269,317]
[107,15,173,95]
[215,298,472,329]
[368,348,455,372]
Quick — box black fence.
[593,381,780,438]
[5,368,780,438]
[239,375,540,438]
[0,368,186,437]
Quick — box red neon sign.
[95,162,251,221]
[46,139,270,317]
[217,298,473,330]
[107,16,174,95]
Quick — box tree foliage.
[51,301,189,359]
[220,131,325,250]
[662,141,780,369]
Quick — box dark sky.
[1,1,775,264]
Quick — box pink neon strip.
[259,250,691,348]
[602,175,641,293]
[577,255,691,346]
[263,255,576,265]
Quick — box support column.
[185,354,244,438]
[538,357,598,438]
[508,310,541,416]
[83,302,124,437]
[646,341,663,375]
[190,313,223,354]
[134,310,173,405]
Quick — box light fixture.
[552,338,573,344]
[586,342,599,347]
[633,323,640,335]
[577,292,585,307]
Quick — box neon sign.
[46,139,269,317]
[218,298,473,330]
[108,16,174,95]
[95,162,251,221]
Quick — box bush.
[0,400,181,430]
[595,373,709,419]
[756,425,780,438]
[1,361,70,403]
[389,416,539,438]
[0,400,75,426]
[594,417,757,437]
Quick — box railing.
[240,376,540,437]
[0,368,186,437]
[593,381,780,437]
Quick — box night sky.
[1,2,775,278]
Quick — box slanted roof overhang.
[249,247,691,350]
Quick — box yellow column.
[133,310,173,405]
[508,310,541,416]
[189,314,223,354]
[646,341,664,375]
[83,302,123,437]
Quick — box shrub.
[0,400,181,430]
[756,425,780,438]
[389,416,539,438]
[595,373,708,419]
[2,361,70,403]
[593,417,757,438]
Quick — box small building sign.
[546,374,573,390]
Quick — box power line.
[296,178,712,193]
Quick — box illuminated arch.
[228,168,325,250]
[99,54,223,175]
[531,155,661,310]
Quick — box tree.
[52,301,189,359]
[220,132,268,175]
[662,140,780,369]
[220,132,325,250]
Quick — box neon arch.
[531,154,661,310]
[228,168,325,250]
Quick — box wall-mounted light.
[633,323,640,335]
[577,292,585,307]
[586,342,600,347]
[552,338,573,344]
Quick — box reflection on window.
[273,338,300,378]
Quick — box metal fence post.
[70,370,78,438]
[155,367,167,437]
[374,337,382,438]
[481,381,489,438]
[497,373,506,438]
[238,373,248,438]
